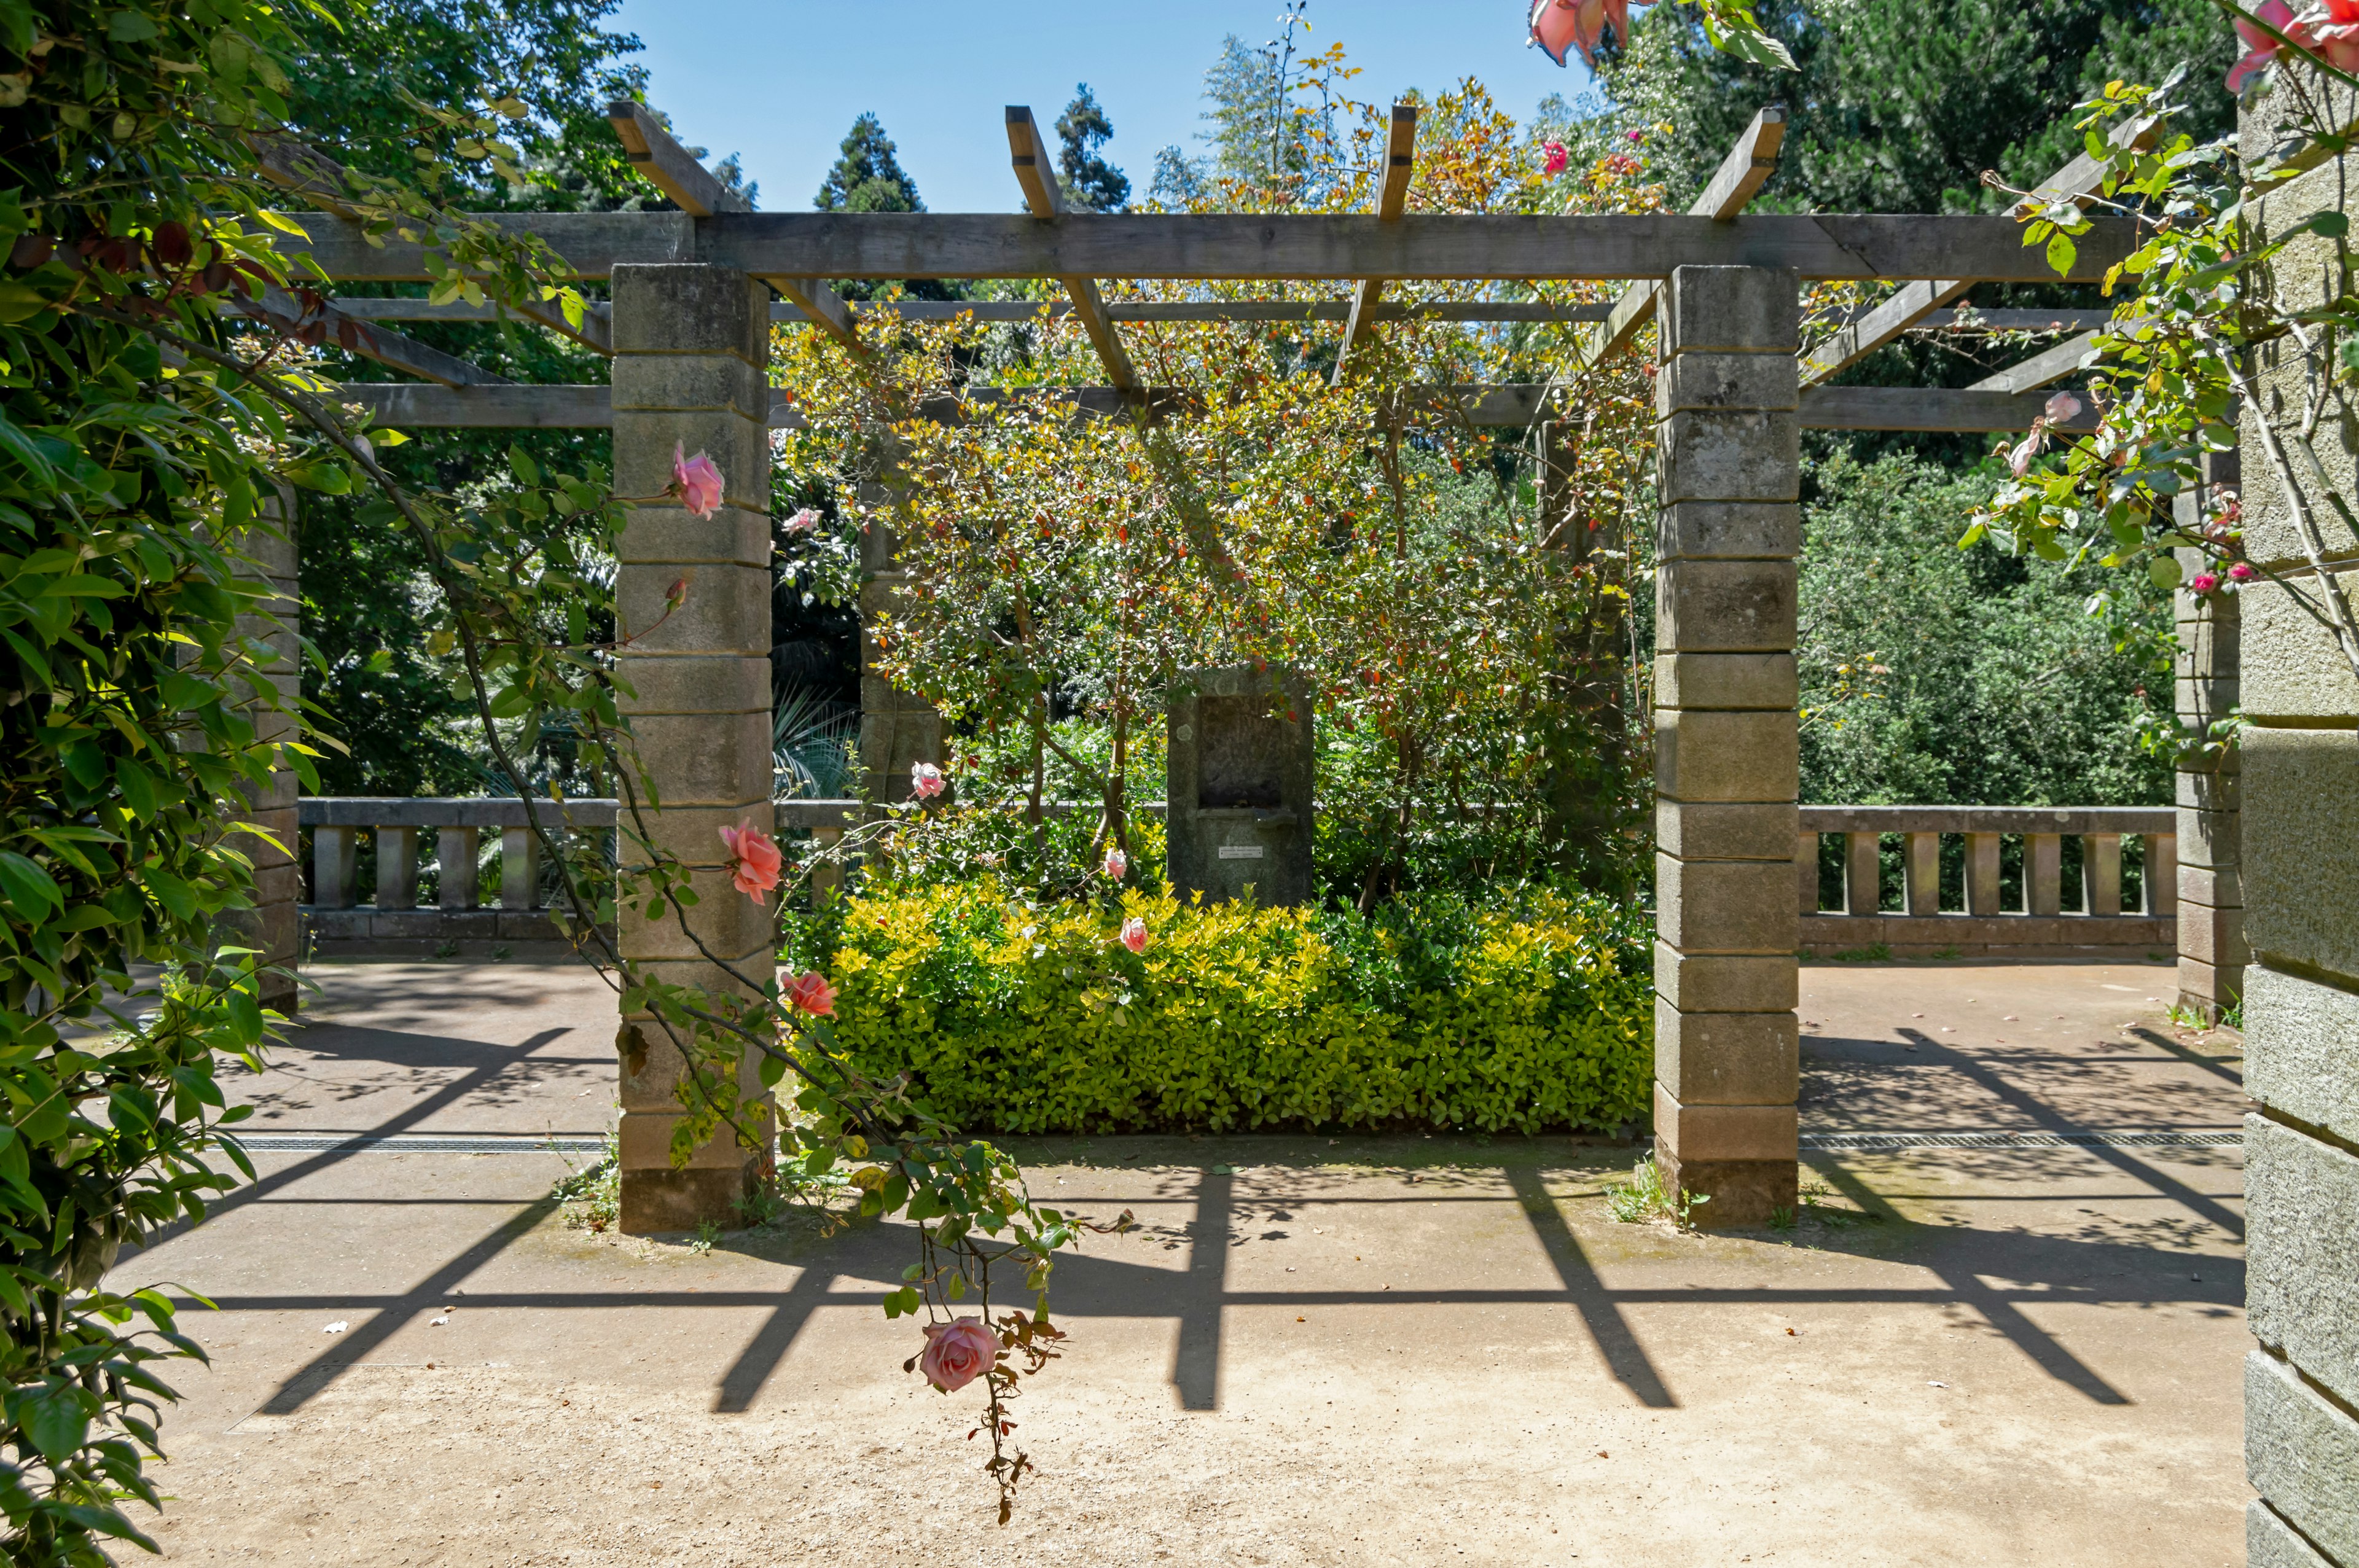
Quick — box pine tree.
[1055,84,1130,212]
[815,112,925,213]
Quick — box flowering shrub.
[819,881,1653,1136]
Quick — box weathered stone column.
[224,486,302,1013]
[856,475,943,803]
[2236,79,2359,1568]
[1650,265,1801,1227]
[2173,450,2245,1023]
[610,263,777,1233]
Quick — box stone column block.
[2025,832,2062,917]
[2247,1114,2359,1408]
[312,826,358,910]
[2246,1350,2359,1566]
[2081,833,2122,918]
[1652,265,1802,1228]
[1965,832,2003,915]
[1844,832,1880,916]
[2243,967,2359,1144]
[1903,832,1941,916]
[611,261,778,1234]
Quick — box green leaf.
[0,851,62,918]
[105,9,158,41]
[2148,554,2183,590]
[2045,230,2079,277]
[22,1384,90,1465]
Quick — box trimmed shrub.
[823,881,1653,1134]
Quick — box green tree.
[815,112,924,213]
[1055,83,1130,211]
[1795,453,2172,808]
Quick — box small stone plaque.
[1218,844,1266,860]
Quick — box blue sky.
[608,2,1605,213]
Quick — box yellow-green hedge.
[823,881,1652,1134]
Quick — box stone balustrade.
[1799,805,2176,959]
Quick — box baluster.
[374,825,420,911]
[2145,832,2178,917]
[2026,832,2062,917]
[1903,832,1941,916]
[437,825,480,911]
[2080,833,2122,917]
[1844,831,1880,915]
[1797,831,1821,915]
[501,825,541,910]
[312,825,359,909]
[1965,832,2003,915]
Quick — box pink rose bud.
[2190,573,2220,594]
[784,507,821,534]
[2044,391,2083,423]
[1627,128,1645,143]
[917,1317,999,1394]
[784,970,836,1018]
[1119,916,1149,954]
[2008,436,2040,478]
[1541,140,1570,176]
[672,442,725,518]
[1102,848,1129,880]
[718,821,782,902]
[2228,561,2256,582]
[909,762,945,800]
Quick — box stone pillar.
[1650,265,1801,1228]
[610,263,778,1234]
[2236,79,2359,1568]
[220,487,302,1012]
[436,826,480,910]
[857,475,943,803]
[2174,449,2245,1023]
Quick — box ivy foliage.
[820,881,1653,1137]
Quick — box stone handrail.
[1798,803,2176,958]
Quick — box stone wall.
[222,487,301,1014]
[2238,77,2359,1568]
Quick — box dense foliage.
[818,880,1653,1136]
[1800,453,2173,806]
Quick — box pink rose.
[1627,128,1645,144]
[909,762,945,800]
[784,970,835,1018]
[1529,0,1628,66]
[2229,0,2310,90]
[718,821,781,902]
[1119,916,1149,954]
[2190,572,2221,594]
[2008,432,2042,478]
[1101,847,1129,880]
[673,443,724,518]
[2228,561,2256,582]
[784,507,821,534]
[2044,391,2083,423]
[1540,140,1570,176]
[918,1317,998,1393]
[2315,0,2359,70]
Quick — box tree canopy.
[1055,84,1130,211]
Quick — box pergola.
[249,101,2149,1232]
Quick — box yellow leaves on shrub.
[824,880,1651,1137]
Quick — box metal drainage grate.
[1801,1129,2242,1152]
[229,1134,609,1154]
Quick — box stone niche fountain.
[1165,665,1314,907]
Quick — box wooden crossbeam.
[1577,105,1787,369]
[1006,106,1142,400]
[607,99,860,352]
[606,100,748,217]
[1333,103,1420,384]
[338,380,2091,434]
[234,283,512,387]
[250,135,608,356]
[1965,326,2129,394]
[1801,115,2159,387]
[265,211,2142,284]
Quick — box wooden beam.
[1802,116,2159,386]
[326,294,612,355]
[1798,385,2100,433]
[266,211,2142,285]
[1334,103,1420,384]
[235,283,512,387]
[1577,105,1788,368]
[606,100,748,217]
[772,276,862,352]
[1966,329,2108,394]
[1005,106,1142,399]
[775,298,1617,324]
[338,380,2098,434]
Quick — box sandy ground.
[106,956,2250,1567]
